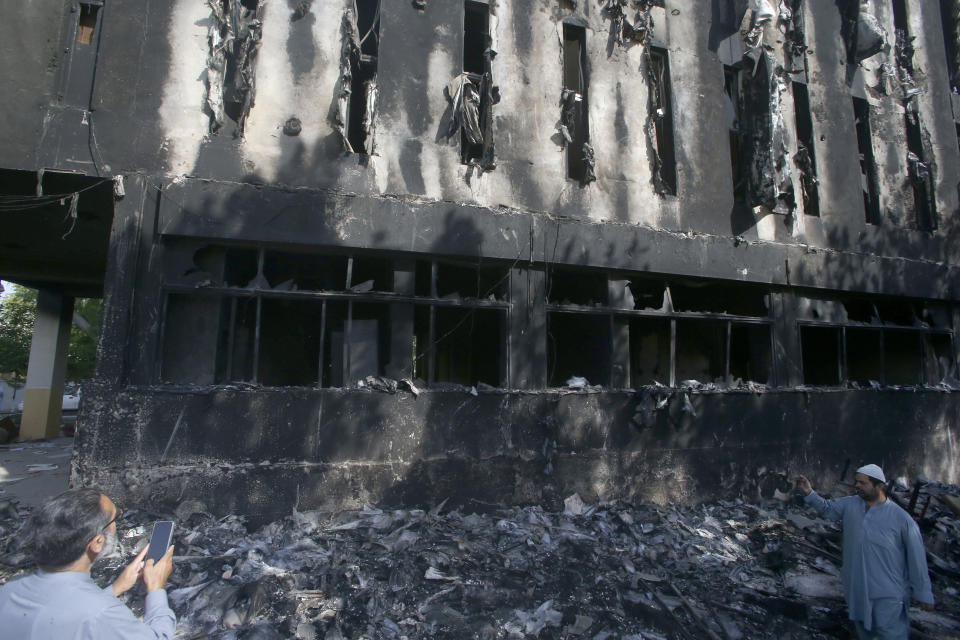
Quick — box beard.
[94,529,121,565]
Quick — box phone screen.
[146,521,174,563]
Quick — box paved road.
[0,437,73,506]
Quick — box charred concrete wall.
[17,0,955,514]
[74,383,960,521]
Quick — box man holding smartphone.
[0,488,176,639]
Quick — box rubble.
[2,481,958,639]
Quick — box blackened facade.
[2,0,959,518]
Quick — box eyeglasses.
[102,507,123,531]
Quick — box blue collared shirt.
[804,491,934,628]
[0,570,175,640]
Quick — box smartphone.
[146,521,174,563]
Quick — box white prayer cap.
[856,464,886,484]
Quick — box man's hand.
[142,544,174,593]
[111,546,148,596]
[794,475,813,496]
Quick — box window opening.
[460,1,491,164]
[346,0,381,154]
[258,299,325,386]
[874,300,918,326]
[262,252,349,291]
[792,82,820,216]
[675,319,726,383]
[647,47,677,195]
[350,256,393,292]
[548,312,611,386]
[224,248,259,287]
[436,261,508,300]
[801,325,841,385]
[76,3,100,45]
[905,109,937,231]
[884,329,922,385]
[729,323,772,384]
[321,301,350,387]
[668,281,768,317]
[853,97,881,225]
[161,294,229,385]
[562,24,593,184]
[842,298,878,323]
[724,65,746,202]
[923,333,955,383]
[629,317,671,387]
[942,0,960,93]
[547,269,608,306]
[845,327,883,384]
[628,279,669,312]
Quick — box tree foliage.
[0,283,101,383]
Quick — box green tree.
[0,284,36,382]
[0,284,102,383]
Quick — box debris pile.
[1,485,959,639]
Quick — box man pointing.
[796,464,934,640]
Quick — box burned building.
[1,0,959,519]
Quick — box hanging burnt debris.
[600,0,657,47]
[839,0,887,65]
[783,0,807,69]
[581,142,597,184]
[205,0,264,136]
[446,2,498,171]
[644,47,677,195]
[334,2,380,155]
[739,52,795,213]
[894,26,920,98]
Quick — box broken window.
[668,281,769,317]
[76,3,100,45]
[840,0,886,65]
[853,97,882,225]
[332,0,380,153]
[547,312,611,387]
[884,329,922,385]
[675,319,726,383]
[800,325,841,386]
[905,108,937,231]
[845,327,883,384]
[724,65,746,202]
[730,323,772,384]
[547,268,608,306]
[792,82,820,217]
[206,0,264,136]
[646,47,677,195]
[411,259,509,386]
[941,0,960,92]
[629,317,670,387]
[561,24,595,184]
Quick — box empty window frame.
[853,97,881,225]
[547,272,773,387]
[460,1,493,165]
[724,65,746,202]
[160,247,422,387]
[799,321,955,386]
[648,47,677,195]
[941,0,960,93]
[562,24,590,182]
[76,3,101,45]
[347,0,381,153]
[412,259,509,386]
[792,82,820,216]
[905,110,938,231]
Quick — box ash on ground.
[1,485,959,640]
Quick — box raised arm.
[795,475,845,521]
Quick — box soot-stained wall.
[39,0,960,515]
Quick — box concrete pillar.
[20,291,74,440]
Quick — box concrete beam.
[20,290,74,440]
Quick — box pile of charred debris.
[2,481,959,639]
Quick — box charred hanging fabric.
[840,0,887,65]
[783,0,807,69]
[334,2,380,154]
[895,25,921,97]
[644,48,676,195]
[205,0,264,136]
[740,52,794,212]
[559,89,578,145]
[447,3,498,171]
[600,0,656,47]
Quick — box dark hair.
[25,488,111,571]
